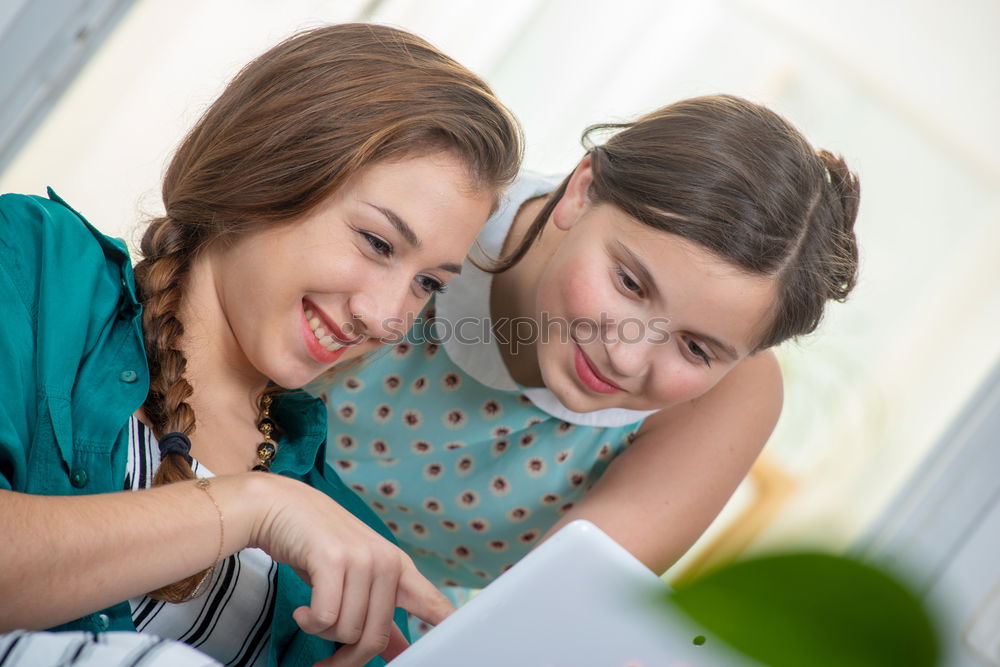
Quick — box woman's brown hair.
[133,23,522,601]
[493,94,859,351]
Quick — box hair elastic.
[158,431,193,465]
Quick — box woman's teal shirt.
[0,190,404,666]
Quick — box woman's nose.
[347,284,410,342]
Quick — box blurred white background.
[2,0,999,615]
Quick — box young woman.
[319,95,860,629]
[0,23,521,667]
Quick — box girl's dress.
[321,173,657,629]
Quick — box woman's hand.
[247,474,454,666]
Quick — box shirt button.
[69,468,89,488]
[95,613,110,630]
[119,370,138,383]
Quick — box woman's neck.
[169,253,271,474]
[490,195,564,388]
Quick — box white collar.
[436,172,657,428]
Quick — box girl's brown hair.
[493,94,859,351]
[133,23,522,601]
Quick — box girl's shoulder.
[497,171,564,223]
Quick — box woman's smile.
[300,298,361,364]
[205,152,494,391]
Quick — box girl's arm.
[1,473,452,665]
[540,350,783,574]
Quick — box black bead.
[251,464,270,472]
[257,441,277,461]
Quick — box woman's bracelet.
[195,477,225,571]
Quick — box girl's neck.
[490,195,564,388]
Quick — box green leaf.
[669,553,939,667]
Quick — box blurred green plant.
[668,552,939,666]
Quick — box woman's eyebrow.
[364,202,421,248]
[364,201,462,274]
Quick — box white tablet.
[390,520,757,666]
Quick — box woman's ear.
[551,154,594,232]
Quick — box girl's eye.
[362,232,393,257]
[616,267,643,296]
[685,338,712,367]
[416,275,447,295]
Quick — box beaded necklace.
[251,394,278,472]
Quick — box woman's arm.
[1,473,452,664]
[540,350,783,574]
[2,475,262,631]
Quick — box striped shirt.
[124,418,276,667]
[0,630,221,667]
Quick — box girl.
[0,23,521,667]
[320,95,860,625]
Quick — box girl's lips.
[573,344,623,394]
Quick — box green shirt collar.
[46,186,140,310]
[268,390,329,475]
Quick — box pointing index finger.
[395,565,456,627]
